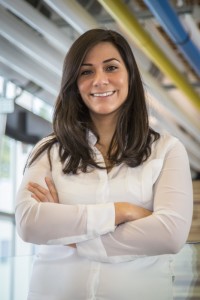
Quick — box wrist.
[114,202,152,225]
[114,202,131,225]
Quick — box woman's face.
[77,42,129,122]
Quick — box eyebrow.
[81,58,120,66]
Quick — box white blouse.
[15,132,193,300]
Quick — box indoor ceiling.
[0,0,200,176]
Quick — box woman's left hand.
[27,177,59,203]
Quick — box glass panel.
[12,255,33,300]
[13,227,34,300]
[0,136,35,299]
[0,219,13,259]
[0,136,33,213]
[0,220,14,300]
[0,136,15,213]
[0,76,4,95]
[173,243,200,299]
[0,220,35,300]
[0,254,34,300]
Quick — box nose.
[93,70,109,87]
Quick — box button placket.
[93,147,109,204]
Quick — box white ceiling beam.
[151,108,200,171]
[143,71,200,142]
[0,37,60,97]
[107,25,152,72]
[192,4,200,22]
[0,0,72,55]
[181,13,200,50]
[44,0,98,34]
[0,6,63,76]
[0,62,55,106]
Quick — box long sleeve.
[15,141,115,245]
[77,140,193,263]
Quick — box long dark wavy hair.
[28,28,160,174]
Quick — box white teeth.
[92,91,114,97]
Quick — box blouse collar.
[87,130,97,147]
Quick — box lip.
[90,91,116,97]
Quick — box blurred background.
[0,0,199,299]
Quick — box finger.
[28,183,52,202]
[45,177,59,203]
[31,194,41,202]
[28,184,48,202]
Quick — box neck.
[91,115,117,148]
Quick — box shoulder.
[150,132,186,159]
[154,132,178,148]
[34,134,58,149]
[29,135,59,162]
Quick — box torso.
[27,133,178,300]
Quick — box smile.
[91,91,115,97]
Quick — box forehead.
[83,42,123,63]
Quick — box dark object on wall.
[5,103,52,145]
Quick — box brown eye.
[106,65,118,72]
[80,70,93,76]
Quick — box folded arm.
[17,140,193,263]
[76,141,193,263]
[15,144,116,245]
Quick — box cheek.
[118,76,129,95]
[77,80,89,96]
[77,80,83,94]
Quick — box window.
[0,77,52,299]
[0,135,34,300]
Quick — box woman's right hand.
[114,202,152,225]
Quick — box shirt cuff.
[86,202,115,236]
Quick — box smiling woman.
[15,28,193,300]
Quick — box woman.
[15,29,193,300]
